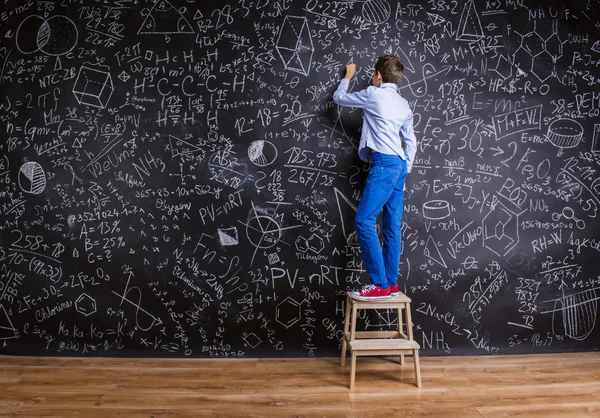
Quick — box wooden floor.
[1,352,599,417]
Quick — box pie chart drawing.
[248,140,277,167]
[246,215,281,249]
[19,162,46,194]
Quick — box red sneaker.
[351,285,392,301]
[389,284,400,296]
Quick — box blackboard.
[1,0,599,357]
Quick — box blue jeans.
[355,152,408,289]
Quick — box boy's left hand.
[344,63,356,80]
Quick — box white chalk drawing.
[112,269,163,331]
[15,14,78,56]
[169,135,203,159]
[426,12,446,27]
[245,215,281,249]
[456,0,484,42]
[367,309,398,329]
[490,54,513,80]
[40,15,79,56]
[138,0,194,35]
[118,70,131,83]
[551,207,585,230]
[275,297,301,328]
[482,200,522,257]
[393,45,415,74]
[267,252,280,265]
[275,16,314,76]
[18,161,46,195]
[542,288,599,341]
[592,40,600,54]
[15,15,47,54]
[399,64,452,98]
[73,63,114,109]
[361,0,391,25]
[422,200,450,220]
[75,293,97,317]
[248,140,277,167]
[592,124,600,153]
[334,187,359,246]
[295,234,325,254]
[544,20,564,62]
[424,235,447,267]
[218,227,239,246]
[0,304,19,340]
[333,187,381,247]
[239,202,302,265]
[513,20,566,83]
[242,332,262,348]
[546,118,584,148]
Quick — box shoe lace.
[360,284,377,294]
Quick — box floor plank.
[0,353,599,417]
[93,392,352,410]
[477,402,600,417]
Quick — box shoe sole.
[390,292,399,296]
[351,294,392,301]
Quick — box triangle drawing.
[427,12,446,26]
[218,227,239,246]
[423,235,447,268]
[169,135,202,159]
[456,0,484,42]
[334,188,358,245]
[394,45,415,73]
[138,0,194,35]
[0,304,19,340]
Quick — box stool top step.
[350,338,420,350]
[346,291,411,303]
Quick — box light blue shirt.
[333,79,417,172]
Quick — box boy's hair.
[375,55,404,83]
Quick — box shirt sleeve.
[333,78,371,108]
[401,112,418,173]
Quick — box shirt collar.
[380,83,398,90]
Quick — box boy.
[333,55,417,300]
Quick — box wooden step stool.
[340,291,422,389]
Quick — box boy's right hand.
[344,63,357,80]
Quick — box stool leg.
[397,307,404,364]
[397,308,404,337]
[350,351,357,390]
[413,349,422,388]
[349,303,358,388]
[405,302,414,341]
[341,295,351,366]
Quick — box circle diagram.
[248,140,277,167]
[246,215,281,249]
[362,0,391,24]
[16,14,78,56]
[18,162,46,194]
[15,15,47,54]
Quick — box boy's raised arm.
[333,63,370,108]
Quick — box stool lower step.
[350,338,420,352]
